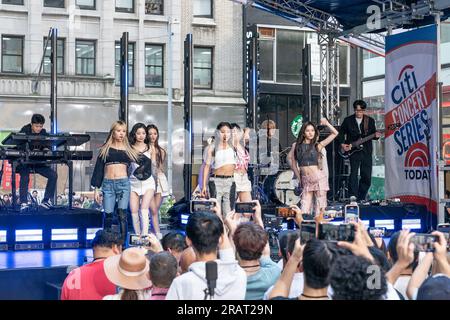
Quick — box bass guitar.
[338,123,400,159]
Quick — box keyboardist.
[17,114,57,211]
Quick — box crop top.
[213,147,236,169]
[104,148,132,166]
[296,143,319,167]
[235,147,250,171]
[91,148,133,188]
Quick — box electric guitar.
[338,123,400,159]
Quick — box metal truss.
[319,33,340,124]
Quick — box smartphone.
[368,227,386,238]
[235,202,256,214]
[277,207,296,218]
[318,223,355,242]
[410,234,439,252]
[128,234,150,247]
[190,200,216,213]
[344,204,359,224]
[300,222,316,244]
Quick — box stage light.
[181,214,190,225]
[86,228,102,240]
[361,220,370,228]
[15,229,43,242]
[15,229,44,250]
[402,219,422,230]
[0,230,7,251]
[375,219,395,230]
[51,229,78,241]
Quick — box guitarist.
[338,100,381,201]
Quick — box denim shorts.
[102,178,130,213]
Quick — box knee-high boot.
[117,208,128,242]
[103,211,114,231]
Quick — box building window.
[44,0,65,8]
[76,0,95,10]
[115,42,135,87]
[115,0,134,13]
[2,36,23,73]
[259,27,275,82]
[193,0,212,18]
[76,40,95,76]
[2,0,24,5]
[276,29,304,84]
[194,47,213,89]
[145,0,163,15]
[145,44,164,88]
[339,44,349,85]
[43,38,65,75]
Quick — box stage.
[0,207,103,251]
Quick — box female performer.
[147,124,168,240]
[231,123,252,202]
[91,120,139,241]
[129,123,156,236]
[288,118,338,216]
[201,122,236,215]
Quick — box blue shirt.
[245,256,281,300]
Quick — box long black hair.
[294,121,320,162]
[129,123,148,147]
[147,124,166,168]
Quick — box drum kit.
[252,147,302,206]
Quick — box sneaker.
[20,203,29,212]
[40,199,53,209]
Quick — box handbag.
[133,154,152,181]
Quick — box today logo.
[403,142,431,180]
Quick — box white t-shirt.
[263,272,304,300]
[394,276,411,300]
[356,117,363,133]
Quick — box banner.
[384,25,438,213]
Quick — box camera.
[235,202,256,214]
[410,234,439,252]
[318,223,355,242]
[368,227,386,238]
[190,200,216,214]
[276,207,296,218]
[128,234,151,247]
[344,204,359,224]
[300,222,316,244]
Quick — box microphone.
[205,261,218,299]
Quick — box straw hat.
[104,247,152,290]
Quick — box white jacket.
[166,248,247,300]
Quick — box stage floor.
[0,248,91,270]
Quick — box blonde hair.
[261,120,276,129]
[99,121,139,162]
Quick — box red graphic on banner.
[404,143,429,167]
[1,160,31,191]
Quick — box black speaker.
[318,126,344,203]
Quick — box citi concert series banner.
[384,25,438,213]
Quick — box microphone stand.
[424,121,433,232]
